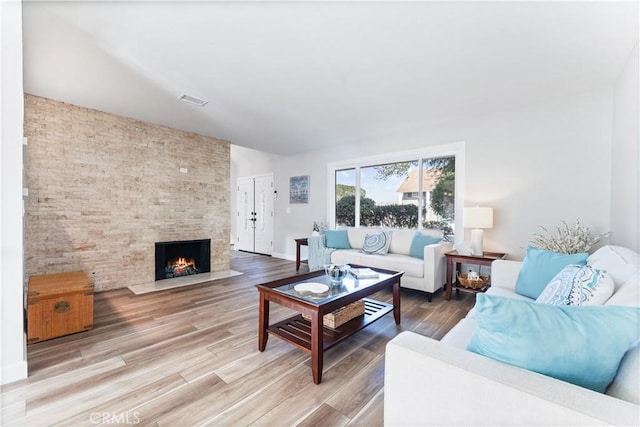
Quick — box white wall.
[229,145,280,246]
[272,150,331,260]
[261,90,614,261]
[611,44,639,252]
[1,0,28,385]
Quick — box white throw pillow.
[605,273,640,307]
[588,245,639,290]
[536,264,614,306]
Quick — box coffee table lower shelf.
[267,298,393,352]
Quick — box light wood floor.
[1,255,474,426]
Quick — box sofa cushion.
[605,272,640,307]
[390,228,442,255]
[465,286,533,319]
[365,253,425,277]
[330,249,363,265]
[325,229,351,249]
[409,232,442,259]
[605,340,640,404]
[346,227,378,250]
[536,264,614,306]
[332,251,425,277]
[362,230,392,255]
[588,245,639,290]
[514,246,588,299]
[467,294,640,393]
[440,317,477,349]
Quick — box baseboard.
[271,252,294,261]
[1,359,28,385]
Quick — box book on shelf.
[350,267,379,279]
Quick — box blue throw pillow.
[467,294,640,393]
[515,246,588,299]
[409,232,442,259]
[324,229,351,249]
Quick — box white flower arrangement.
[312,221,327,234]
[530,219,609,254]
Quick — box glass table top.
[273,271,395,306]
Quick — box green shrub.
[372,204,418,228]
[336,195,377,226]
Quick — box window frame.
[327,141,465,239]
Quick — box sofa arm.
[384,332,639,426]
[490,259,523,291]
[423,241,453,292]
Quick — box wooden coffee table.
[256,266,403,384]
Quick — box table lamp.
[463,206,493,255]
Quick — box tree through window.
[334,156,455,236]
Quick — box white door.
[254,175,274,255]
[236,177,255,252]
[236,174,274,255]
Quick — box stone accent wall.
[24,95,230,291]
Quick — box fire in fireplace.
[165,256,198,278]
[155,239,211,281]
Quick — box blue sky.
[337,166,414,205]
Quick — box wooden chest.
[27,271,94,344]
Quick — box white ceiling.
[22,1,639,155]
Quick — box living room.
[1,1,639,425]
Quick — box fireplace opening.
[155,239,211,281]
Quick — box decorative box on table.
[27,271,94,344]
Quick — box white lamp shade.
[463,207,494,229]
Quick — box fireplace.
[155,239,211,281]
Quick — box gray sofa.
[384,245,640,426]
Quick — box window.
[335,168,356,227]
[359,161,419,227]
[328,143,464,239]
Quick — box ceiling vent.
[176,93,208,107]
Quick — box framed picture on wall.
[289,175,309,204]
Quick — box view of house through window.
[335,156,455,236]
